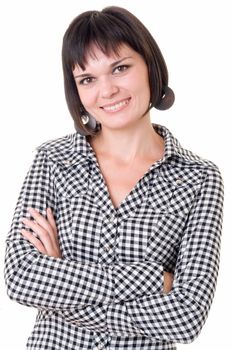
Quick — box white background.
[0,0,232,349]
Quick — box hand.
[163,271,174,294]
[21,207,62,258]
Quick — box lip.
[100,97,131,113]
[100,97,131,108]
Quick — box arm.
[4,148,164,311]
[105,165,224,343]
[57,271,173,333]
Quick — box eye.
[78,77,96,85]
[113,64,130,74]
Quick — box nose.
[100,77,119,99]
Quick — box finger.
[27,207,58,246]
[46,208,58,236]
[22,217,54,252]
[21,229,46,255]
[46,209,60,250]
[27,207,58,248]
[27,208,54,236]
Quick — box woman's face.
[73,44,151,131]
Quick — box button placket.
[108,214,115,223]
[98,213,117,264]
[104,244,112,252]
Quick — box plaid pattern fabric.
[4,124,224,350]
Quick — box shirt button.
[64,159,71,165]
[104,244,112,252]
[175,177,183,185]
[108,215,115,223]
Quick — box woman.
[4,6,224,350]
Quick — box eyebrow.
[74,56,132,79]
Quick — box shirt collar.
[75,123,202,165]
[42,123,202,167]
[155,124,204,164]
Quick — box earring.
[81,114,89,125]
[156,86,175,111]
[81,112,97,130]
[75,112,98,136]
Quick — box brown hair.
[62,6,174,135]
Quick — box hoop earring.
[75,112,97,136]
[81,114,90,125]
[156,86,175,110]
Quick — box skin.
[21,43,174,294]
[73,44,165,164]
[21,208,62,258]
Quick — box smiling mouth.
[100,98,131,112]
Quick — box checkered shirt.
[4,124,224,350]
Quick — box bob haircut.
[62,6,174,136]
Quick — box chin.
[102,118,141,130]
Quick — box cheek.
[134,81,150,105]
[128,72,150,100]
[77,88,96,108]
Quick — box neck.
[88,116,164,164]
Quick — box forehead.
[73,44,137,73]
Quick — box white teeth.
[102,99,129,111]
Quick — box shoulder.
[179,146,221,170]
[37,132,78,151]
[156,124,222,175]
[158,124,223,188]
[33,132,85,166]
[178,145,222,176]
[171,146,224,195]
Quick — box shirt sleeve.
[105,165,224,343]
[4,148,164,311]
